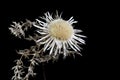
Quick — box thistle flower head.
[48,19,74,41]
[34,12,86,57]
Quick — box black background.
[0,0,116,80]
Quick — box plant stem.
[42,63,46,80]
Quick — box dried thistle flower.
[9,11,86,80]
[34,12,86,57]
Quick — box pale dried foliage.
[9,20,60,80]
[9,12,86,80]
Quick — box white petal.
[54,39,62,49]
[36,19,47,27]
[71,21,78,24]
[47,39,55,50]
[44,12,52,22]
[58,48,61,54]
[74,34,86,38]
[33,23,46,30]
[69,40,80,51]
[68,17,73,21]
[37,34,50,42]
[71,38,79,44]
[74,29,82,33]
[54,46,58,56]
[64,41,69,48]
[73,36,85,44]
[47,12,53,21]
[36,19,45,24]
[49,41,55,55]
[70,40,81,51]
[44,38,53,51]
[68,40,77,51]
[40,37,51,44]
[68,17,78,24]
[63,42,67,56]
[37,31,47,35]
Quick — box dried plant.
[9,11,86,80]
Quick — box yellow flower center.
[49,19,74,41]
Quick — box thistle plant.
[9,11,86,80]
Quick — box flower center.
[49,19,74,41]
